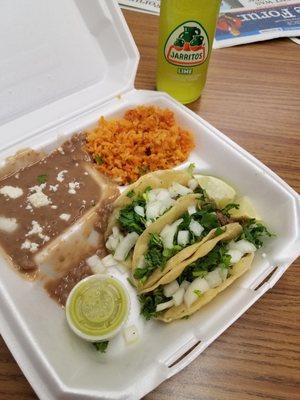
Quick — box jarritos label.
[164,21,209,67]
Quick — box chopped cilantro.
[142,186,152,201]
[181,315,190,320]
[134,233,182,282]
[215,227,225,236]
[126,190,135,198]
[201,212,219,229]
[118,196,146,234]
[188,163,196,174]
[222,203,239,217]
[139,287,168,320]
[178,212,192,230]
[144,244,165,271]
[133,268,148,280]
[162,245,182,261]
[94,154,104,165]
[192,270,208,279]
[193,186,208,200]
[149,233,164,248]
[239,219,273,248]
[178,242,231,283]
[193,289,202,297]
[93,341,109,353]
[37,174,47,184]
[126,277,136,287]
[219,252,232,270]
[134,233,165,280]
[140,275,148,284]
[191,201,219,234]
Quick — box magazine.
[118,0,300,47]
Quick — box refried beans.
[0,134,119,278]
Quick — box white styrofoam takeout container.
[0,1,299,399]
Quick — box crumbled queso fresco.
[56,170,68,183]
[25,220,50,242]
[27,184,52,208]
[49,184,59,192]
[0,185,23,199]
[21,239,39,253]
[68,181,80,194]
[59,213,71,221]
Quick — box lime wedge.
[194,175,236,208]
[66,275,129,341]
[229,196,260,219]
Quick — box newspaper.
[216,0,300,47]
[118,0,300,47]
[118,0,159,15]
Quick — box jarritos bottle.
[156,0,221,104]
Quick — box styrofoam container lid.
[0,0,139,151]
[1,2,299,400]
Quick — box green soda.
[156,0,221,104]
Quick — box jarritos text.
[164,21,209,67]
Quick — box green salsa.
[67,276,129,338]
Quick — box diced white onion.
[101,254,117,268]
[184,278,210,308]
[188,205,197,215]
[147,190,157,202]
[87,230,100,247]
[137,255,145,268]
[146,201,161,220]
[106,226,124,251]
[160,225,172,245]
[114,232,139,261]
[184,289,199,309]
[228,239,256,254]
[134,205,145,217]
[219,267,228,282]
[163,280,179,298]
[173,287,185,306]
[177,230,189,246]
[189,219,204,237]
[112,226,121,238]
[191,277,210,293]
[156,189,172,201]
[156,299,175,312]
[169,182,193,197]
[123,325,139,344]
[105,235,119,252]
[160,218,183,249]
[158,198,175,216]
[188,178,198,191]
[227,249,243,265]
[206,268,222,288]
[86,255,105,274]
[180,280,190,290]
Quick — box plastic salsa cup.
[66,275,130,342]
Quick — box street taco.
[139,218,272,322]
[105,167,206,266]
[131,192,245,292]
